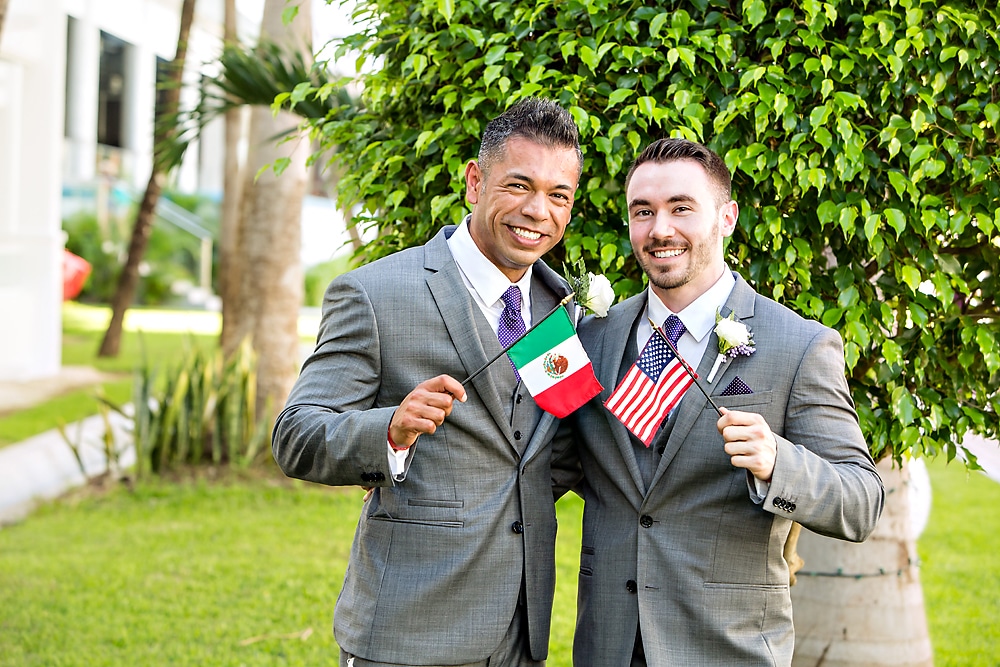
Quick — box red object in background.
[63,250,92,301]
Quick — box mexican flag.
[505,307,603,418]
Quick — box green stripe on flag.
[506,307,575,368]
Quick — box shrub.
[310,0,1000,462]
[62,190,220,306]
[124,337,272,474]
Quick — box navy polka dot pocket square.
[720,376,753,396]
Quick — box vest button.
[513,430,522,440]
[640,515,653,528]
[511,521,524,534]
[625,580,637,594]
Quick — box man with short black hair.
[273,97,582,667]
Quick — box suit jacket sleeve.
[271,272,399,488]
[764,326,884,542]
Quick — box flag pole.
[648,317,723,416]
[461,292,575,388]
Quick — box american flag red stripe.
[604,334,695,446]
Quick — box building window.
[97,31,127,148]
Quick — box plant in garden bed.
[60,336,274,479]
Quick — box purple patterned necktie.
[498,286,526,381]
[661,314,687,423]
[662,314,686,346]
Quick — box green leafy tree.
[312,0,998,464]
[306,1,997,661]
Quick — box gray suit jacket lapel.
[597,294,649,497]
[424,230,515,444]
[424,227,571,462]
[648,273,758,490]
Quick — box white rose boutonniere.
[706,311,755,383]
[565,258,614,318]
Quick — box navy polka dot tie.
[662,314,686,345]
[497,286,526,381]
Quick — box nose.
[649,212,676,239]
[520,190,548,220]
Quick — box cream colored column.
[64,11,101,184]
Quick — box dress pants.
[339,599,542,667]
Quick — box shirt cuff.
[747,471,769,505]
[388,441,410,480]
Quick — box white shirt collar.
[448,217,533,308]
[646,269,736,343]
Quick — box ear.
[465,160,483,206]
[719,200,739,238]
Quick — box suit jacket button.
[360,472,372,483]
[788,502,796,512]
[639,515,653,528]
[373,471,385,482]
[773,497,783,509]
[514,430,522,441]
[511,521,524,534]
[625,580,637,594]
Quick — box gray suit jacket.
[566,273,884,667]
[272,226,571,664]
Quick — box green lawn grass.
[919,457,1000,666]
[0,304,218,447]
[0,461,996,666]
[0,475,581,667]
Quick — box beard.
[636,219,720,293]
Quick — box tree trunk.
[791,458,933,666]
[218,0,245,353]
[227,0,312,418]
[98,0,197,357]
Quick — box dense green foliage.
[308,0,999,463]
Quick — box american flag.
[604,332,695,446]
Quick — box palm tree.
[219,0,244,355]
[98,0,197,357]
[791,459,933,666]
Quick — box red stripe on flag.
[605,357,694,446]
[533,363,603,418]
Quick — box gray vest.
[617,320,679,491]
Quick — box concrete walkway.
[0,411,134,524]
[1,367,999,526]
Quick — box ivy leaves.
[315,0,999,464]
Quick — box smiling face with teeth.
[627,158,739,312]
[464,136,580,282]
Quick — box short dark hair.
[625,138,732,207]
[478,97,583,178]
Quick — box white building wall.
[0,0,349,383]
[0,0,247,382]
[0,4,70,380]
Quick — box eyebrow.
[628,194,696,209]
[509,172,575,192]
